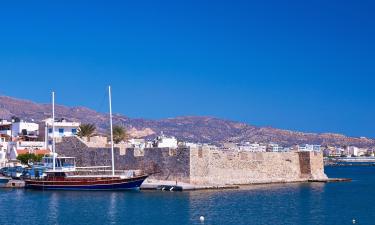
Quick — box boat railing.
[74,167,144,177]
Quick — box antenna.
[109,86,115,176]
[52,91,56,171]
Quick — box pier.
[0,178,352,191]
[308,178,352,183]
[140,179,239,191]
[2,179,25,188]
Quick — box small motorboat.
[0,176,11,185]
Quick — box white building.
[335,147,345,156]
[185,142,199,148]
[7,141,48,160]
[0,120,12,137]
[11,120,39,137]
[0,136,7,152]
[298,144,321,152]
[238,142,267,152]
[267,143,284,152]
[153,133,178,149]
[347,146,359,157]
[41,118,80,138]
[128,138,147,149]
[39,118,80,147]
[0,136,8,167]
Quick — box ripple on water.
[0,166,374,225]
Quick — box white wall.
[0,151,6,167]
[43,119,80,142]
[155,136,178,148]
[348,146,359,156]
[47,126,79,138]
[0,130,11,136]
[11,122,39,137]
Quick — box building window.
[59,128,64,136]
[71,128,77,135]
[48,128,53,134]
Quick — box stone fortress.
[56,136,327,186]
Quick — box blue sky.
[0,0,374,137]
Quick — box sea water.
[0,166,374,225]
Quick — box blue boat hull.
[0,178,10,184]
[25,176,148,191]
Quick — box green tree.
[77,124,96,140]
[17,153,43,165]
[112,125,129,144]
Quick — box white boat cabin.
[43,156,76,172]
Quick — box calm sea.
[0,166,374,225]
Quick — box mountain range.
[0,95,374,148]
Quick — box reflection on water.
[48,192,59,225]
[108,192,117,224]
[0,167,374,225]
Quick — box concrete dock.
[140,179,239,191]
[308,178,352,183]
[1,179,25,188]
[0,178,351,191]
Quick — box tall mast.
[109,86,115,176]
[52,91,56,171]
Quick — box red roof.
[17,149,51,155]
[16,149,30,155]
[35,149,51,155]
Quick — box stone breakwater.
[56,137,328,186]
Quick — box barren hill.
[0,95,374,147]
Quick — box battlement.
[56,136,328,185]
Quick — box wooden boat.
[25,87,149,191]
[25,156,148,190]
[25,172,148,191]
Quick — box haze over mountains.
[0,95,374,147]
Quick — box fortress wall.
[56,137,191,183]
[189,147,304,185]
[298,151,327,180]
[190,147,328,185]
[56,137,327,186]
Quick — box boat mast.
[52,91,56,171]
[109,86,115,176]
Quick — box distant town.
[1,117,374,168]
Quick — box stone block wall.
[189,147,304,185]
[56,137,190,183]
[298,151,327,180]
[56,137,327,186]
[189,148,328,185]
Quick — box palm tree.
[112,125,129,144]
[77,124,96,141]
